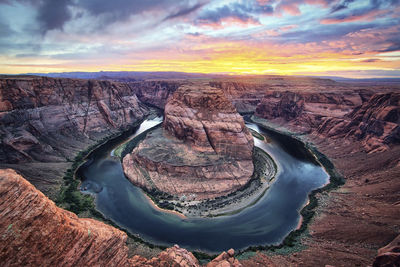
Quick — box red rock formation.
[255,90,399,153]
[123,84,254,200]
[123,128,254,199]
[163,84,254,159]
[130,245,200,266]
[373,234,400,267]
[0,76,148,163]
[0,168,131,266]
[0,76,149,198]
[0,168,245,266]
[206,249,242,267]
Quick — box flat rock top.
[136,128,231,166]
[166,84,237,113]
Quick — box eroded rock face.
[373,234,400,267]
[0,77,148,163]
[130,245,200,267]
[163,84,254,160]
[0,76,149,198]
[0,169,244,266]
[255,90,400,153]
[255,92,305,121]
[123,84,254,200]
[128,80,182,109]
[0,168,131,267]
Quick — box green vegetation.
[192,251,217,261]
[235,117,346,258]
[56,149,98,214]
[115,125,161,159]
[54,118,170,253]
[113,142,126,158]
[54,113,345,260]
[249,128,265,141]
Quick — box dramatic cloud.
[37,0,71,33]
[322,0,399,24]
[0,0,399,78]
[195,1,273,26]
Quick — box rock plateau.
[123,84,254,200]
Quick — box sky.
[0,0,399,78]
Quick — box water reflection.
[79,118,329,253]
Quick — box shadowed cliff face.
[0,77,149,163]
[123,84,254,200]
[255,91,400,153]
[0,76,149,198]
[128,80,182,109]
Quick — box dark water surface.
[78,117,329,253]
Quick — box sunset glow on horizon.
[1,0,399,78]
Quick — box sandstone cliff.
[0,168,244,266]
[0,168,130,266]
[255,91,399,153]
[0,76,149,198]
[128,80,182,108]
[163,84,254,159]
[123,84,254,200]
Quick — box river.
[78,117,328,253]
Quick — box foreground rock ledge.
[123,84,254,200]
[0,168,244,267]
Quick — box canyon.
[0,75,399,266]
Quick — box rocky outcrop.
[0,168,131,266]
[373,234,400,267]
[123,84,254,200]
[255,91,305,121]
[255,90,399,153]
[315,92,400,153]
[0,76,149,198]
[130,247,244,267]
[0,168,245,266]
[128,80,182,108]
[123,128,254,199]
[163,84,254,159]
[207,249,242,267]
[130,245,199,266]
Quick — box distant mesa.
[122,84,254,200]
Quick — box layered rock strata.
[0,168,243,266]
[255,91,399,153]
[163,85,254,159]
[123,84,254,200]
[0,76,149,198]
[0,168,130,266]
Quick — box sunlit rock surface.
[123,84,254,200]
